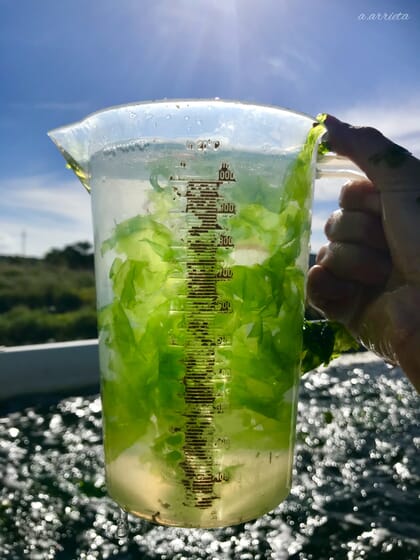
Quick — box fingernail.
[322,115,355,157]
[325,114,348,129]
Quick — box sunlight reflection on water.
[0,353,419,559]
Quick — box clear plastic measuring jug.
[48,100,360,528]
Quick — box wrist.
[356,284,420,392]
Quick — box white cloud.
[311,94,420,205]
[333,96,420,156]
[266,56,292,75]
[313,173,359,202]
[0,174,92,257]
[264,46,320,87]
[0,232,16,254]
[310,210,332,253]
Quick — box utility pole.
[21,230,27,257]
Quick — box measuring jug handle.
[302,147,367,376]
[316,152,366,180]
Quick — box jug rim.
[48,98,317,133]
[47,98,330,194]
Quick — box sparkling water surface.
[1,353,419,559]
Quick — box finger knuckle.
[356,125,384,142]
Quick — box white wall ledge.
[0,339,100,401]
[0,340,383,403]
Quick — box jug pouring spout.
[48,122,91,191]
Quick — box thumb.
[324,115,420,192]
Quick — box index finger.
[339,178,382,215]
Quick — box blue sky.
[1,0,419,256]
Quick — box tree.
[45,241,94,269]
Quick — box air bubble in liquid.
[116,509,129,540]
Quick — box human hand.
[307,115,420,392]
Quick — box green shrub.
[0,248,97,346]
[0,305,98,346]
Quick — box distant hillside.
[0,244,97,346]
